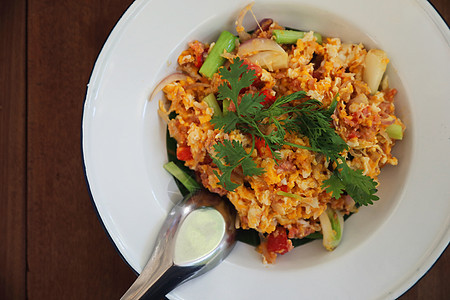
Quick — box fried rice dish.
[155,4,405,263]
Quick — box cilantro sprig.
[211,139,264,191]
[322,159,379,206]
[210,57,378,206]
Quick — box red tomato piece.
[260,89,276,106]
[348,132,357,139]
[242,59,264,88]
[195,54,204,68]
[385,88,397,102]
[189,41,205,68]
[266,226,293,255]
[242,59,262,77]
[279,185,288,192]
[255,137,272,158]
[176,146,193,161]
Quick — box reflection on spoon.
[174,208,226,265]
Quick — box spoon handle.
[120,210,181,299]
[121,262,201,300]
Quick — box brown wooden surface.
[0,1,26,299]
[0,0,448,299]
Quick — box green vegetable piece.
[385,123,403,140]
[203,93,222,117]
[319,206,344,251]
[199,31,237,78]
[163,161,200,193]
[273,29,323,45]
[276,191,301,199]
[222,99,230,116]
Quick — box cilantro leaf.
[322,170,345,198]
[338,162,379,206]
[212,168,239,191]
[213,139,248,166]
[212,139,264,191]
[217,57,256,110]
[322,159,379,206]
[211,110,240,132]
[238,92,265,117]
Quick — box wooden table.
[1,0,448,299]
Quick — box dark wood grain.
[0,0,448,299]
[26,0,135,299]
[0,0,27,299]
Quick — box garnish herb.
[322,161,379,206]
[210,57,378,206]
[211,139,264,191]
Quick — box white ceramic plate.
[82,0,450,299]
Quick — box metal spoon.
[121,189,237,300]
